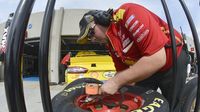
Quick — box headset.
[85,9,113,27]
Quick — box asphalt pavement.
[0,80,67,112]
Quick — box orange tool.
[85,83,102,95]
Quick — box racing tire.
[52,78,169,112]
[52,78,102,112]
[180,77,198,112]
[64,78,103,90]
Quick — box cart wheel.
[52,78,169,112]
[180,77,198,112]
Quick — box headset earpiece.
[93,9,113,27]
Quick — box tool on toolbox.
[81,83,102,103]
[84,83,129,108]
[85,83,128,95]
[85,83,102,95]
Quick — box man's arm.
[114,47,166,86]
[101,47,166,94]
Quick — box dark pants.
[59,64,67,84]
[136,49,189,106]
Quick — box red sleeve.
[118,3,168,56]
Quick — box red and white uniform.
[106,3,183,72]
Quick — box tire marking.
[132,98,164,112]
[64,84,85,93]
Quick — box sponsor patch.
[129,20,139,32]
[118,30,122,37]
[121,34,126,41]
[113,9,125,22]
[132,24,144,37]
[125,15,135,28]
[123,42,134,53]
[137,29,149,43]
[122,37,131,48]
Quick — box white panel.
[61,9,90,36]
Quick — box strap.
[161,27,183,48]
[165,42,182,48]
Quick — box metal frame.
[161,1,200,111]
[38,0,56,112]
[4,0,35,112]
[3,0,200,112]
[160,0,178,111]
[179,1,200,111]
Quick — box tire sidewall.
[180,77,197,112]
[53,78,102,112]
[53,81,169,112]
[127,86,169,112]
[64,78,103,90]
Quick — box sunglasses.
[87,24,96,40]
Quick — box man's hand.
[100,78,120,95]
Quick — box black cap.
[77,10,112,44]
[77,14,94,44]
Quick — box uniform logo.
[125,15,135,28]
[113,9,125,22]
[129,20,139,32]
[133,24,144,37]
[123,42,133,53]
[137,29,149,43]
